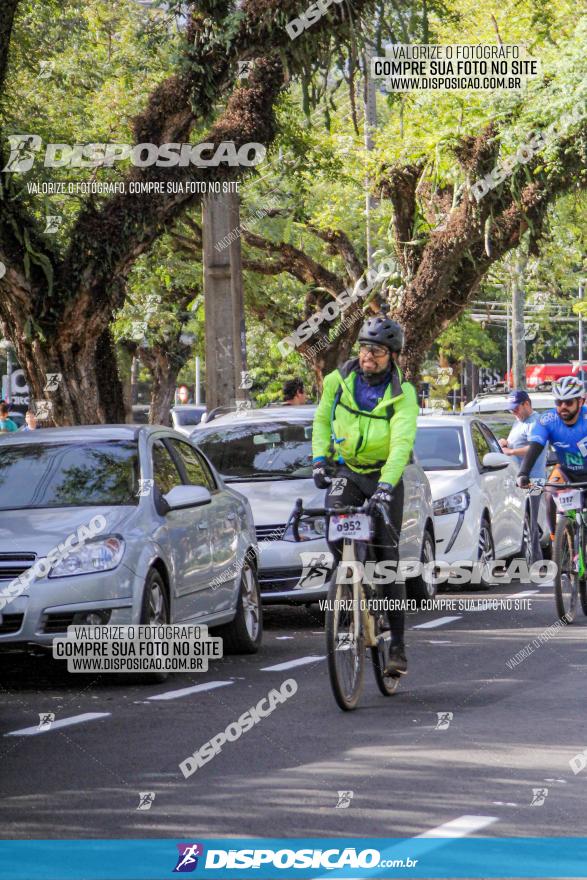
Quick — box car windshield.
[174,409,205,427]
[194,422,313,481]
[0,441,140,510]
[414,427,467,470]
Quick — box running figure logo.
[299,551,334,588]
[335,791,354,809]
[530,788,548,806]
[136,791,156,811]
[38,713,55,730]
[173,843,204,873]
[435,712,453,730]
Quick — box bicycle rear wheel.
[325,575,364,711]
[370,613,400,696]
[552,516,578,623]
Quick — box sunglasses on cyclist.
[359,343,389,358]
[554,399,580,407]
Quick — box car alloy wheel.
[241,563,261,641]
[148,577,168,624]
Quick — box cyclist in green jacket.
[312,316,419,675]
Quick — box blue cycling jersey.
[529,406,587,473]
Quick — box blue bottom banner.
[1,837,587,879]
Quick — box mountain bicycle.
[527,479,587,623]
[289,497,402,711]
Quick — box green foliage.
[437,314,499,367]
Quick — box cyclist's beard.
[360,363,392,385]
[560,403,581,422]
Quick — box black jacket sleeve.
[518,441,546,479]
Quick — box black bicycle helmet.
[358,316,404,352]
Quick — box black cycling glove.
[313,460,332,489]
[368,482,395,512]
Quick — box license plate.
[328,513,371,541]
[554,489,582,512]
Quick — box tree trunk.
[140,348,177,427]
[140,340,193,426]
[7,321,125,425]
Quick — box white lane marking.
[417,814,498,838]
[507,590,540,598]
[275,636,294,640]
[5,712,110,737]
[426,639,452,644]
[261,655,325,672]
[148,681,233,701]
[313,814,499,880]
[412,616,462,629]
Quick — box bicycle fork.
[571,511,586,579]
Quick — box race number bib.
[328,513,371,542]
[554,489,582,512]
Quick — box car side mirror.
[482,452,511,470]
[163,485,212,510]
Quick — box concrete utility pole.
[202,191,247,410]
[511,244,529,390]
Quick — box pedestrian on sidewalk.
[0,403,18,433]
[499,390,546,560]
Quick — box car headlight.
[49,537,125,578]
[433,490,470,516]
[283,516,326,542]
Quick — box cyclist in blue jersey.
[517,376,587,490]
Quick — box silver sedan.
[0,425,261,657]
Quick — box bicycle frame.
[529,479,587,579]
[339,537,378,649]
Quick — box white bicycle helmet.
[552,375,585,400]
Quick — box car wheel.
[407,528,437,606]
[520,507,533,568]
[473,516,495,591]
[139,567,170,683]
[216,562,263,654]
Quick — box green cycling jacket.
[312,358,419,486]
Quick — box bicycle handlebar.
[288,497,393,542]
[527,480,587,490]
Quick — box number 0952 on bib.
[328,513,371,542]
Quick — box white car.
[413,415,539,575]
[462,391,554,415]
[192,406,436,605]
[170,405,207,435]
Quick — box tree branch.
[307,225,364,280]
[242,228,345,292]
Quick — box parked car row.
[0,398,545,659]
[192,405,545,606]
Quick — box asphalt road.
[1,581,587,842]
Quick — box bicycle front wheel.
[325,575,365,711]
[552,516,578,623]
[370,613,400,697]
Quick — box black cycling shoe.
[384,644,408,677]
